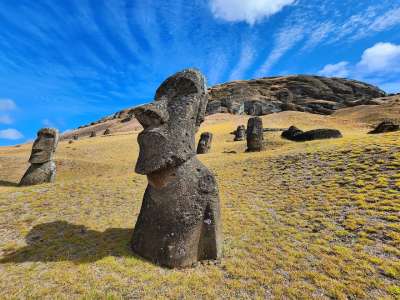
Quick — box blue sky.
[0,0,400,145]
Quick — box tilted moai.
[246,117,263,152]
[19,128,59,186]
[131,69,222,268]
[197,132,213,154]
[234,125,246,141]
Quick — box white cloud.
[0,99,17,111]
[210,0,296,25]
[318,42,400,93]
[0,129,23,140]
[318,61,350,78]
[356,42,400,73]
[0,115,13,125]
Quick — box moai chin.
[131,69,222,268]
[246,117,263,152]
[197,132,213,154]
[19,128,59,186]
[234,125,246,141]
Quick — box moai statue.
[131,69,222,268]
[103,128,111,135]
[19,128,59,186]
[90,131,96,138]
[197,132,213,154]
[234,125,246,141]
[73,135,79,140]
[246,117,263,152]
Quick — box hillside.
[1,112,399,299]
[62,75,389,140]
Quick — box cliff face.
[206,75,386,116]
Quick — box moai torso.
[131,69,222,268]
[197,132,213,154]
[19,128,59,186]
[234,125,246,141]
[246,117,263,152]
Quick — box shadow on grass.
[0,180,19,187]
[0,221,141,264]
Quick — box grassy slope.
[0,112,399,299]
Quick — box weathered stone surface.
[368,120,400,134]
[90,131,96,138]
[19,128,59,186]
[246,117,263,152]
[197,132,213,154]
[234,125,246,141]
[207,75,386,116]
[281,126,342,142]
[73,135,79,140]
[131,69,222,268]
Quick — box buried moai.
[234,125,246,141]
[131,69,222,268]
[246,117,264,152]
[19,128,59,186]
[197,132,213,154]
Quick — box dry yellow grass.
[0,112,399,299]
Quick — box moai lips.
[19,128,59,186]
[246,117,263,152]
[131,69,222,268]
[197,132,213,154]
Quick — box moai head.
[133,69,207,174]
[90,131,96,138]
[234,125,246,141]
[197,132,213,154]
[29,128,59,164]
[246,117,263,152]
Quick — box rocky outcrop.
[207,75,386,116]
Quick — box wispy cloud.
[210,0,296,25]
[0,128,23,140]
[0,115,13,125]
[0,99,16,111]
[229,43,255,81]
[255,25,304,77]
